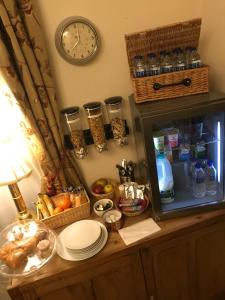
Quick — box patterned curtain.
[0,0,84,195]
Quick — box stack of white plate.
[56,220,108,261]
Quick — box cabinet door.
[9,252,147,300]
[92,253,147,300]
[39,281,94,300]
[142,238,195,300]
[195,222,225,300]
[9,280,95,300]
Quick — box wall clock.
[55,16,101,65]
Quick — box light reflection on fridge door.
[217,121,221,184]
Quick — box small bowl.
[93,199,114,217]
[103,209,123,232]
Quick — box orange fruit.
[58,196,72,210]
[54,206,63,214]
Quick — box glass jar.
[83,102,107,153]
[104,96,128,146]
[61,107,87,159]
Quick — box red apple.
[92,184,104,194]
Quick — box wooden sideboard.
[7,208,225,300]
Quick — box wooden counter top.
[8,207,225,293]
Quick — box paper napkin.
[118,218,161,246]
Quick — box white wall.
[200,0,225,93]
[36,0,202,188]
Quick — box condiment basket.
[125,18,209,103]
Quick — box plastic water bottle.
[156,153,174,203]
[173,48,186,71]
[189,47,202,69]
[193,162,206,198]
[185,47,192,68]
[146,53,161,76]
[160,51,173,73]
[133,55,145,77]
[206,160,217,196]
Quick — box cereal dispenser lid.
[61,106,80,116]
[104,96,122,106]
[83,101,101,111]
[0,219,56,277]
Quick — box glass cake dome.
[0,219,56,277]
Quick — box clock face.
[55,17,100,65]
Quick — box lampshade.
[0,134,32,186]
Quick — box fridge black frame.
[130,91,225,220]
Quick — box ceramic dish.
[56,222,108,261]
[64,227,104,254]
[62,219,101,250]
[93,199,114,217]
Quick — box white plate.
[56,222,108,261]
[62,220,101,250]
[66,229,106,257]
[67,228,104,254]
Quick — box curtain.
[0,0,84,195]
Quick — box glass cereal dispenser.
[83,102,107,153]
[104,96,128,146]
[61,107,87,159]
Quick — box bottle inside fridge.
[152,112,223,213]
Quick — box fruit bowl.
[91,178,115,201]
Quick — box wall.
[36,0,202,187]
[200,0,225,93]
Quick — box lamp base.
[8,183,31,220]
[18,210,32,220]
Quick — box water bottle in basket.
[133,55,146,77]
[189,47,202,69]
[146,53,161,76]
[173,48,186,71]
[160,51,173,73]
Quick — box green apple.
[95,178,108,187]
[103,184,113,194]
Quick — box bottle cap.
[157,153,165,159]
[195,162,201,169]
[134,55,143,59]
[147,52,156,58]
[207,160,213,167]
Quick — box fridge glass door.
[152,112,224,213]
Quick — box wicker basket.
[115,195,150,217]
[41,190,90,229]
[125,18,209,103]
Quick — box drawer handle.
[153,78,192,90]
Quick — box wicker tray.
[41,190,90,229]
[115,195,150,217]
[125,18,209,103]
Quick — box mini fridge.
[130,91,225,220]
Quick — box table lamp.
[0,133,32,220]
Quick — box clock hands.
[71,25,80,50]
